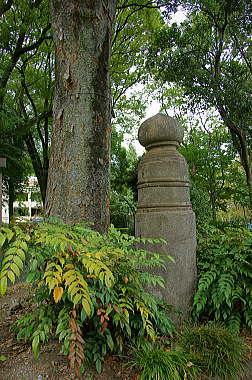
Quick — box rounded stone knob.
[138,113,184,149]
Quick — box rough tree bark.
[45,0,117,233]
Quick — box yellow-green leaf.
[7,270,16,284]
[0,276,7,296]
[59,257,65,266]
[13,256,24,270]
[0,262,11,272]
[13,226,22,235]
[54,264,62,273]
[1,228,14,242]
[0,270,8,280]
[4,247,17,255]
[68,282,79,295]
[105,274,113,288]
[82,298,91,316]
[65,264,75,270]
[46,277,58,290]
[54,271,62,283]
[15,248,26,261]
[73,293,82,305]
[46,263,57,270]
[43,271,53,278]
[63,273,76,285]
[76,277,88,290]
[19,241,28,251]
[32,335,40,359]
[23,234,31,242]
[0,233,6,247]
[63,269,76,278]
[11,263,20,277]
[1,255,14,266]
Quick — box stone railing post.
[135,113,196,319]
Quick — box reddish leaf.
[113,305,120,313]
[101,321,108,334]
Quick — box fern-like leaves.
[0,226,29,295]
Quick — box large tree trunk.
[45,0,117,233]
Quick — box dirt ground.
[0,284,133,380]
[0,284,251,380]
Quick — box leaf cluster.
[193,225,252,333]
[0,221,175,375]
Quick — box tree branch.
[0,0,13,17]
[16,24,52,55]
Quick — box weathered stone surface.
[135,113,197,322]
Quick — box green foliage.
[131,344,201,380]
[110,190,136,235]
[180,120,238,222]
[148,0,252,200]
[110,132,138,234]
[190,184,211,227]
[0,221,175,375]
[14,305,55,360]
[180,324,248,379]
[193,225,252,332]
[0,225,30,294]
[112,1,166,133]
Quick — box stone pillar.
[135,113,196,319]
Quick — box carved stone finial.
[137,113,191,211]
[138,113,184,149]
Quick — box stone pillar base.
[135,209,197,320]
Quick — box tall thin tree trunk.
[25,135,48,206]
[45,0,117,233]
[218,106,252,209]
[8,177,15,220]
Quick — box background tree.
[15,46,53,204]
[0,134,31,219]
[0,0,51,108]
[180,117,238,222]
[148,0,252,205]
[0,0,52,203]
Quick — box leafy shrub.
[0,221,175,376]
[193,225,252,332]
[130,345,201,380]
[180,323,248,379]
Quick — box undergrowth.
[180,323,249,379]
[130,323,248,380]
[130,343,201,380]
[193,225,252,333]
[0,221,175,377]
